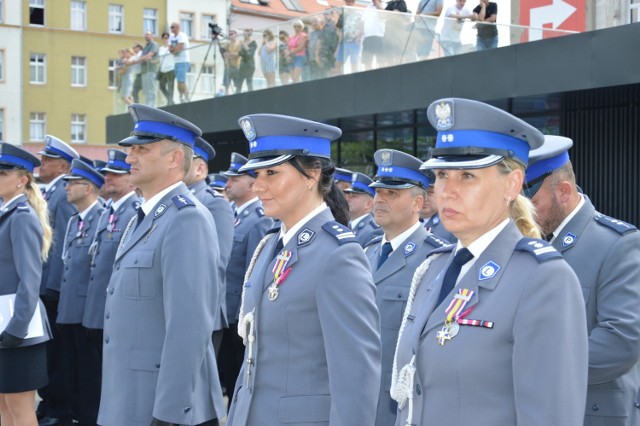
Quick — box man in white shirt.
[169,22,191,103]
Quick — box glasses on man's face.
[67,180,89,187]
[170,26,176,29]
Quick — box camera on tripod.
[208,23,224,39]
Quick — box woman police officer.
[391,98,588,426]
[227,114,381,426]
[0,143,53,425]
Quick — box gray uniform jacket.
[41,177,77,294]
[0,195,52,346]
[227,208,382,426]
[423,213,457,243]
[98,183,225,426]
[365,226,448,426]
[353,212,383,247]
[225,199,273,324]
[190,180,234,332]
[552,196,640,425]
[57,203,103,324]
[394,221,588,426]
[83,195,140,329]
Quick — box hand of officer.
[0,330,24,348]
[150,417,177,426]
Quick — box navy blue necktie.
[134,208,145,230]
[272,237,283,259]
[377,242,393,269]
[436,248,474,307]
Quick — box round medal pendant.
[268,285,279,301]
[446,321,460,339]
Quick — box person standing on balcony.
[157,32,176,105]
[471,0,498,50]
[414,0,444,60]
[238,29,257,92]
[169,22,191,103]
[139,30,159,107]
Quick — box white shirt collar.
[0,194,24,211]
[79,200,99,220]
[44,174,66,192]
[550,194,585,243]
[110,191,136,212]
[351,213,370,229]
[236,197,259,215]
[382,221,422,251]
[280,202,328,246]
[141,182,182,216]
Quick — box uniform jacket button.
[104,336,110,344]
[105,312,110,319]
[415,383,422,395]
[184,406,191,413]
[592,404,599,411]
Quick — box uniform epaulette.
[133,200,141,211]
[321,221,357,245]
[428,244,454,257]
[594,214,637,235]
[364,235,383,249]
[15,202,30,212]
[255,207,265,217]
[424,234,449,249]
[369,219,380,229]
[265,225,280,235]
[205,186,221,199]
[515,238,563,263]
[172,194,196,210]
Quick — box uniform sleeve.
[588,232,640,384]
[152,208,219,423]
[315,242,381,426]
[244,216,274,271]
[45,198,76,292]
[512,258,588,425]
[6,213,43,337]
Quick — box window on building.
[30,53,46,84]
[30,112,46,142]
[143,8,157,34]
[282,0,305,12]
[180,12,193,38]
[109,4,123,33]
[70,1,86,31]
[201,14,216,40]
[71,56,87,86]
[29,0,45,25]
[108,59,117,89]
[0,110,3,141]
[71,114,86,143]
[631,0,640,23]
[0,0,4,24]
[0,50,4,82]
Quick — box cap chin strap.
[430,146,516,158]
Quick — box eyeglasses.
[67,180,89,186]
[170,26,176,29]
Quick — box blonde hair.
[20,171,52,260]
[498,158,542,239]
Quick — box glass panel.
[521,115,560,135]
[416,126,437,161]
[512,93,561,114]
[377,110,414,127]
[340,114,374,131]
[338,130,375,176]
[377,127,414,154]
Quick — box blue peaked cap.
[208,173,228,190]
[523,135,573,199]
[222,152,255,177]
[38,135,79,163]
[194,137,216,162]
[119,104,202,148]
[344,172,375,197]
[421,98,544,170]
[0,143,41,173]
[334,167,353,184]
[64,159,105,188]
[237,114,342,172]
[371,149,431,190]
[101,149,130,174]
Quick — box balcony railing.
[112,7,578,114]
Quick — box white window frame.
[70,114,86,144]
[143,8,157,35]
[29,0,45,26]
[30,53,46,84]
[180,12,194,38]
[0,109,4,141]
[109,4,124,33]
[0,49,4,82]
[201,14,217,40]
[0,0,4,24]
[71,56,87,87]
[108,58,117,89]
[200,64,214,94]
[630,0,640,23]
[30,112,46,142]
[70,1,86,31]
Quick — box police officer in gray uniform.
[184,137,234,355]
[83,149,141,423]
[0,143,53,425]
[420,169,457,242]
[334,167,353,192]
[98,104,225,426]
[364,149,448,426]
[343,172,382,247]
[392,98,588,426]
[57,159,105,426]
[219,152,273,408]
[524,135,640,426]
[227,114,381,426]
[37,135,79,425]
[208,173,228,195]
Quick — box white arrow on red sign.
[529,0,577,41]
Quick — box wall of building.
[0,1,23,143]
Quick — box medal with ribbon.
[107,212,119,233]
[436,288,475,345]
[76,218,86,239]
[268,250,292,301]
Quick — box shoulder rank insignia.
[594,214,638,235]
[357,220,366,230]
[425,234,449,249]
[515,238,562,263]
[297,228,316,246]
[364,235,383,249]
[369,220,380,229]
[16,202,30,212]
[172,194,195,209]
[133,200,142,211]
[322,221,357,245]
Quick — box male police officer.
[98,104,225,426]
[83,149,141,423]
[365,149,448,426]
[219,152,273,408]
[334,167,353,192]
[208,173,228,196]
[184,137,234,354]
[58,159,105,426]
[525,135,640,426]
[343,172,382,246]
[37,135,79,426]
[420,170,456,242]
